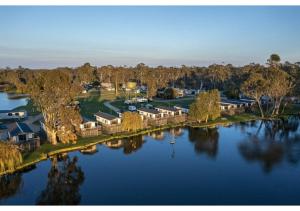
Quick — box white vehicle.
[136,97,148,103]
[128,105,137,111]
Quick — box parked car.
[128,105,137,111]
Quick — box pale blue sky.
[0,6,299,68]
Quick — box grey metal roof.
[0,124,7,130]
[95,111,119,121]
[138,107,160,114]
[9,122,33,137]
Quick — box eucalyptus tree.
[26,69,82,144]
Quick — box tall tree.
[121,112,143,132]
[241,71,267,118]
[26,70,82,144]
[189,89,221,123]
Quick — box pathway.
[103,101,120,113]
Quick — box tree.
[266,68,294,115]
[25,70,82,145]
[0,142,23,173]
[241,71,267,118]
[189,89,221,123]
[268,54,281,66]
[121,112,143,132]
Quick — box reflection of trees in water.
[188,127,219,158]
[104,135,145,155]
[150,131,165,140]
[36,154,85,205]
[0,173,23,200]
[123,135,144,154]
[234,121,258,133]
[239,117,300,173]
[169,127,184,137]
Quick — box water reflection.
[0,174,23,200]
[103,135,145,155]
[150,131,165,140]
[123,135,144,154]
[80,145,98,155]
[36,154,85,205]
[188,127,219,158]
[238,117,300,172]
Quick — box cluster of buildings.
[0,93,256,151]
[76,105,186,137]
[0,110,40,151]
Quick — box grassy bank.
[0,113,262,176]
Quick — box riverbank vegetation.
[0,142,23,173]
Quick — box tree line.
[0,54,299,145]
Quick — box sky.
[0,6,300,68]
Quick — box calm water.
[0,92,27,110]
[1,118,300,205]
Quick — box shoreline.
[0,113,261,176]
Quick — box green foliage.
[0,142,23,173]
[189,89,221,123]
[121,112,143,132]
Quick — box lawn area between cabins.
[0,112,262,176]
[110,98,194,112]
[79,95,117,119]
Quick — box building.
[94,111,121,125]
[7,122,40,150]
[155,106,182,117]
[0,110,27,120]
[0,124,8,140]
[79,119,101,137]
[174,106,190,114]
[137,108,163,120]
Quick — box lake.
[1,118,300,205]
[0,92,27,110]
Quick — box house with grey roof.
[137,107,163,120]
[155,106,182,117]
[94,111,121,125]
[7,122,40,150]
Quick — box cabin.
[79,119,101,137]
[220,98,255,110]
[7,122,40,150]
[137,108,167,126]
[137,108,163,120]
[0,110,27,120]
[155,106,182,117]
[174,106,190,114]
[94,111,121,125]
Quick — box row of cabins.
[79,98,255,137]
[79,106,186,136]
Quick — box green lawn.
[79,95,117,119]
[110,98,194,112]
[151,99,194,108]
